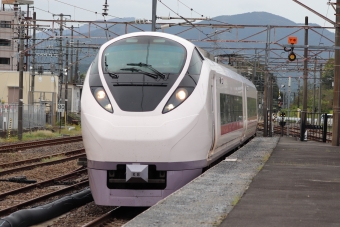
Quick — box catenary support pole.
[152,0,157,31]
[263,25,271,137]
[332,0,340,146]
[300,16,308,141]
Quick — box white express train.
[81,32,258,207]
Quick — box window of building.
[0,39,11,46]
[0,58,10,65]
[0,21,11,28]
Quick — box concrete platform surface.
[220,137,340,227]
[124,137,279,227]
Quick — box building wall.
[0,10,18,71]
[0,71,59,105]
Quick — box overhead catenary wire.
[158,0,229,56]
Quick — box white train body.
[81,32,258,206]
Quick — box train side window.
[187,48,203,75]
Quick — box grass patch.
[40,155,65,163]
[231,195,241,206]
[257,164,264,171]
[0,124,82,144]
[262,154,271,162]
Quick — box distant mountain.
[48,12,335,74]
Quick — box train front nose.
[82,112,204,207]
[82,113,200,163]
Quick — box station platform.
[124,137,340,227]
[220,137,340,227]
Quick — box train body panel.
[81,32,257,206]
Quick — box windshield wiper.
[107,71,119,79]
[120,67,159,80]
[104,56,119,79]
[126,62,167,80]
[186,71,197,85]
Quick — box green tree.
[322,58,334,89]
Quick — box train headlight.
[96,90,106,99]
[175,88,188,101]
[162,87,194,114]
[91,87,113,113]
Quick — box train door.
[208,73,217,158]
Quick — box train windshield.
[102,36,186,75]
[101,36,187,112]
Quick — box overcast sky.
[7,0,334,29]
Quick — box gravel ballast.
[124,137,279,227]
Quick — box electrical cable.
[52,0,122,19]
[319,2,330,46]
[158,0,232,60]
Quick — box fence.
[0,104,46,131]
[269,111,333,142]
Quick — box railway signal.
[284,36,297,61]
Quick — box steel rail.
[81,207,147,227]
[0,168,86,199]
[0,148,85,169]
[81,208,121,227]
[0,153,86,176]
[0,136,83,153]
[0,181,89,217]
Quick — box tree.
[322,58,334,89]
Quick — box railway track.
[0,135,83,153]
[0,181,89,217]
[0,167,86,199]
[82,207,147,227]
[0,149,86,176]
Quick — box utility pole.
[65,40,69,119]
[300,16,308,141]
[152,0,157,31]
[18,20,24,140]
[53,14,70,107]
[332,0,340,146]
[252,49,257,83]
[70,25,74,82]
[263,25,271,137]
[312,57,317,123]
[269,74,273,137]
[74,40,79,83]
[56,14,64,103]
[30,11,36,104]
[318,64,322,124]
[297,78,300,108]
[318,64,322,113]
[287,76,291,136]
